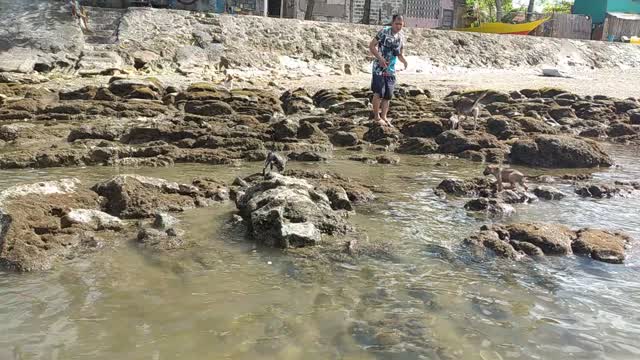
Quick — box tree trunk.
[495,0,503,22]
[526,0,535,21]
[304,0,315,20]
[361,0,371,24]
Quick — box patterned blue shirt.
[372,26,405,76]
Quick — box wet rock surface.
[92,174,228,219]
[465,223,632,263]
[234,173,352,248]
[0,179,124,271]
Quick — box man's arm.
[398,46,408,69]
[369,37,388,68]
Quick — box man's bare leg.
[372,94,384,125]
[381,99,392,126]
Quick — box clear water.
[1,145,639,360]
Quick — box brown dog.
[453,91,489,131]
[483,165,527,192]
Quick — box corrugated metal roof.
[607,12,640,21]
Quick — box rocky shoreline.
[0,74,637,270]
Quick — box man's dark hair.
[391,14,404,23]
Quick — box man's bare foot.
[381,118,393,127]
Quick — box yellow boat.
[456,17,550,35]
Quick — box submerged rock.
[572,229,631,264]
[464,198,515,218]
[464,223,633,263]
[435,177,495,197]
[533,186,566,200]
[575,183,637,198]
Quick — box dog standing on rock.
[453,91,489,131]
[483,165,528,192]
[262,151,287,177]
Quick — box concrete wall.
[606,0,640,14]
[573,0,608,24]
[296,0,349,21]
[404,0,455,28]
[351,0,403,24]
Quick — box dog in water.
[453,91,489,131]
[483,165,527,192]
[262,151,287,177]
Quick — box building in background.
[81,0,465,28]
[572,0,640,39]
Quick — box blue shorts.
[371,73,396,100]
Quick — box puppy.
[483,165,527,192]
[453,91,489,131]
[262,151,287,177]
[441,116,460,130]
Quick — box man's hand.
[400,58,408,70]
[378,57,388,69]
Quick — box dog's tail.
[472,91,489,108]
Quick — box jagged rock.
[510,135,613,168]
[435,177,495,197]
[282,169,375,204]
[270,119,299,141]
[297,121,328,141]
[607,123,636,137]
[288,151,328,162]
[60,209,123,231]
[152,213,179,231]
[465,223,578,259]
[280,88,314,114]
[572,229,631,264]
[458,150,485,162]
[614,99,638,113]
[0,179,117,272]
[363,125,400,145]
[184,100,235,116]
[137,227,185,250]
[400,119,444,138]
[330,131,359,147]
[235,174,350,248]
[579,127,607,138]
[496,189,536,204]
[436,130,501,154]
[396,137,438,155]
[533,186,566,200]
[91,174,227,219]
[486,116,526,140]
[318,185,353,211]
[376,154,399,164]
[548,107,576,120]
[68,125,124,142]
[464,198,515,218]
[108,79,163,98]
[574,183,636,198]
[464,229,521,259]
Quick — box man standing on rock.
[369,14,408,126]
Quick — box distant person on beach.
[368,14,408,126]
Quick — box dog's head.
[483,165,499,176]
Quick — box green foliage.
[541,0,573,13]
[465,0,515,22]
